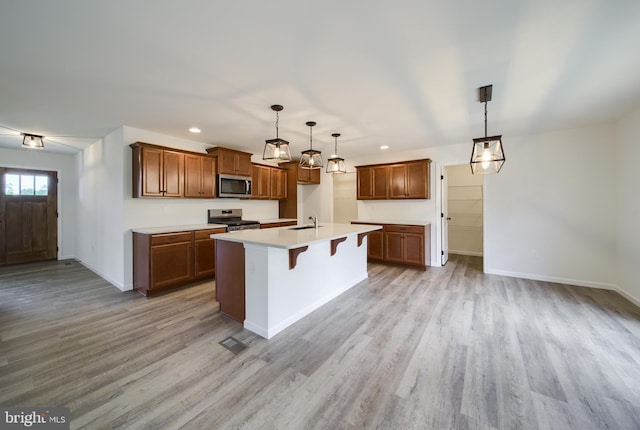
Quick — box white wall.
[484,125,618,289]
[0,146,78,260]
[616,107,640,305]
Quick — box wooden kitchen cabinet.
[366,229,385,260]
[356,159,430,200]
[131,142,184,198]
[260,220,297,229]
[252,164,287,200]
[194,228,225,278]
[351,222,430,270]
[357,166,388,199]
[251,164,271,199]
[184,154,217,198]
[133,227,226,296]
[297,165,321,184]
[271,168,287,199]
[207,147,252,176]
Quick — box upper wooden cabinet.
[356,159,430,200]
[131,142,184,198]
[207,147,252,177]
[297,166,321,184]
[252,164,287,200]
[184,153,217,198]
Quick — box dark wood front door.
[0,168,58,265]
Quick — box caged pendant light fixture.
[22,133,45,149]
[299,121,323,169]
[470,84,505,174]
[326,133,346,173]
[263,104,292,162]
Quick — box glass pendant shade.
[300,149,323,169]
[300,121,323,169]
[263,104,292,162]
[22,134,44,149]
[326,133,346,173]
[263,138,291,162]
[326,156,346,173]
[470,135,505,174]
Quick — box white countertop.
[132,223,227,234]
[351,219,431,226]
[212,223,382,249]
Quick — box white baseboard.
[485,268,617,291]
[76,259,128,291]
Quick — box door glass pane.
[20,175,35,195]
[5,174,20,195]
[35,176,48,195]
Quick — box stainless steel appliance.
[208,208,260,232]
[217,174,252,198]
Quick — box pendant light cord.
[309,125,313,150]
[275,111,279,139]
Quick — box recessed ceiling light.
[380,145,389,150]
[189,127,201,134]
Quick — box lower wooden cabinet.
[352,222,430,270]
[215,240,245,322]
[133,227,226,296]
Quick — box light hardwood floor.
[1,256,639,429]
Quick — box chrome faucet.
[309,214,318,229]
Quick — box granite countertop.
[212,222,382,249]
[350,219,431,227]
[131,224,228,234]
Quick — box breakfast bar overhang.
[213,223,382,339]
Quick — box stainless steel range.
[208,208,260,232]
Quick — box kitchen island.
[212,223,382,339]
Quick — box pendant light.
[300,121,323,169]
[326,133,346,174]
[22,133,44,149]
[263,104,292,162]
[470,85,505,174]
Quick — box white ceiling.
[1,0,639,156]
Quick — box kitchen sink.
[288,225,323,230]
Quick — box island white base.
[243,234,368,339]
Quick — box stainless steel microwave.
[218,174,252,198]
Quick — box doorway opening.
[440,164,483,265]
[0,167,58,265]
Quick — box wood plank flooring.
[1,256,639,429]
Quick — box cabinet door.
[162,150,184,197]
[388,164,407,199]
[372,166,388,199]
[259,166,271,199]
[201,156,216,198]
[367,230,384,260]
[217,150,238,175]
[309,168,320,184]
[403,233,425,266]
[384,231,405,263]
[184,154,203,198]
[405,161,428,199]
[194,238,215,278]
[356,167,372,199]
[150,241,192,289]
[140,146,164,197]
[297,166,311,183]
[236,153,252,177]
[271,168,286,199]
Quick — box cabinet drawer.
[151,232,193,245]
[195,228,226,240]
[384,224,424,234]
